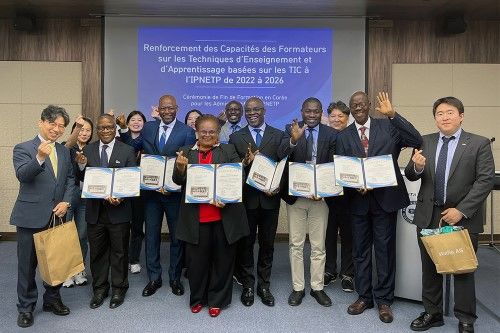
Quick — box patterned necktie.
[434,136,455,205]
[254,128,262,147]
[159,125,168,151]
[360,126,369,157]
[49,143,57,178]
[306,128,314,161]
[231,124,239,133]
[100,144,109,168]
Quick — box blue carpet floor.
[0,241,498,333]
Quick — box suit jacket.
[336,113,422,214]
[10,136,75,228]
[405,131,495,232]
[229,124,285,210]
[278,122,338,205]
[121,119,196,157]
[80,140,137,224]
[172,143,250,245]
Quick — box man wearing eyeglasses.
[11,105,75,328]
[219,100,244,143]
[120,95,196,298]
[229,97,285,307]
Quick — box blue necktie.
[306,128,314,161]
[254,128,262,147]
[231,124,239,133]
[100,145,109,168]
[434,136,455,205]
[159,125,168,151]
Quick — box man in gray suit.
[219,100,244,143]
[405,97,495,333]
[10,105,76,328]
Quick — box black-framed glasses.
[245,107,264,113]
[97,126,115,132]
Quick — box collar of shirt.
[160,120,176,131]
[248,123,266,134]
[305,124,319,136]
[227,121,242,129]
[439,127,462,141]
[355,117,371,138]
[190,142,221,151]
[99,139,115,154]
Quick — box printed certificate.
[81,167,113,198]
[112,167,141,198]
[140,154,166,190]
[185,164,215,203]
[216,163,242,203]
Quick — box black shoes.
[241,287,255,306]
[257,288,275,307]
[109,292,125,309]
[42,299,70,316]
[324,272,337,286]
[341,275,355,292]
[90,292,109,309]
[410,312,444,331]
[288,290,305,306]
[142,280,162,297]
[170,280,185,296]
[17,312,33,328]
[458,322,474,333]
[310,290,332,307]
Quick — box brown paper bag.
[420,224,478,275]
[33,217,84,286]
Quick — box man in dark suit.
[11,105,75,328]
[278,97,337,307]
[405,97,494,333]
[121,95,196,297]
[229,97,285,307]
[336,92,422,323]
[76,114,137,309]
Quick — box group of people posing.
[11,91,494,333]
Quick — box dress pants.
[16,226,62,313]
[66,187,88,261]
[87,221,130,295]
[129,194,145,264]
[144,191,183,282]
[325,197,354,277]
[186,222,237,308]
[236,206,279,289]
[287,197,329,291]
[351,192,397,306]
[417,206,478,324]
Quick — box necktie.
[306,128,314,161]
[159,125,168,151]
[231,124,239,134]
[100,144,109,168]
[49,143,57,178]
[434,136,455,205]
[360,126,369,157]
[254,128,262,147]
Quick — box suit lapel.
[367,118,378,157]
[316,125,326,161]
[212,146,223,164]
[240,126,255,149]
[163,120,180,155]
[54,143,64,181]
[448,131,469,180]
[427,133,439,182]
[349,125,364,157]
[259,125,273,151]
[149,121,161,154]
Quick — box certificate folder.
[333,154,398,189]
[140,154,181,192]
[185,163,243,204]
[288,162,343,198]
[82,167,141,198]
[246,153,287,192]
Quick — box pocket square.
[115,160,121,164]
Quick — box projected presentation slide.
[137,27,333,129]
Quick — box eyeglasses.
[46,121,66,130]
[244,107,264,113]
[350,102,368,109]
[198,130,218,136]
[97,126,116,132]
[159,106,178,111]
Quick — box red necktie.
[360,126,369,156]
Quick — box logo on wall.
[401,191,418,224]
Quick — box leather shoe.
[347,298,374,315]
[310,290,332,307]
[288,290,305,306]
[142,280,162,297]
[42,299,70,316]
[208,307,221,317]
[170,280,185,296]
[109,292,125,309]
[378,304,394,323]
[191,304,203,313]
[458,322,474,333]
[241,288,254,306]
[17,312,33,328]
[89,292,109,309]
[257,288,275,307]
[410,312,444,331]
